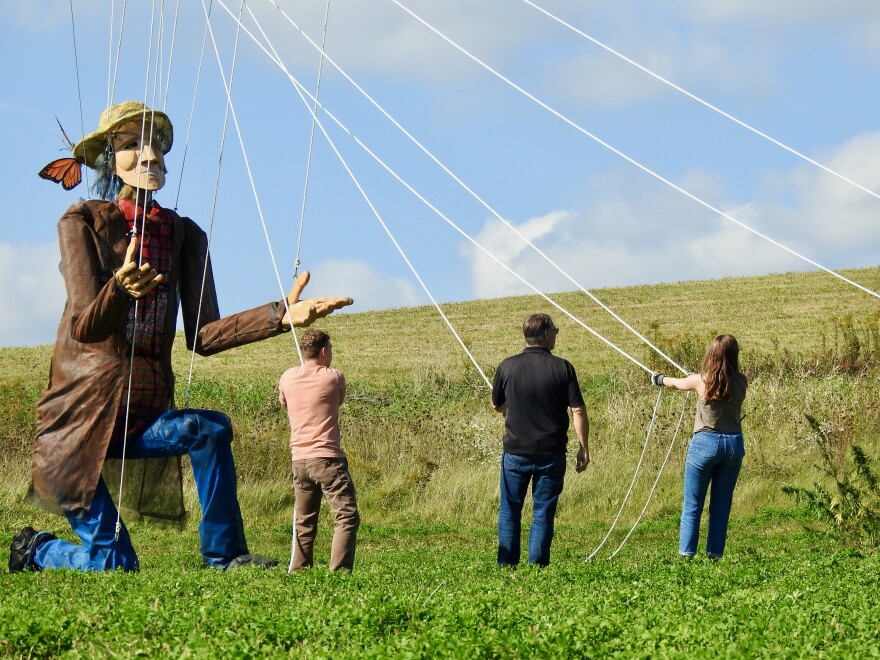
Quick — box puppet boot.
[9,527,57,573]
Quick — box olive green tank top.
[694,372,747,434]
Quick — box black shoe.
[225,553,279,570]
[9,527,38,573]
[9,527,48,573]
[9,527,57,573]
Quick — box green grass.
[1,267,880,656]
[2,510,879,657]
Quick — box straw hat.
[73,101,173,168]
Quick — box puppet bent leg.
[32,477,139,572]
[136,409,248,568]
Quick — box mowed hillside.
[1,266,878,527]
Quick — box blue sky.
[2,0,879,347]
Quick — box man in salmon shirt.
[279,329,360,572]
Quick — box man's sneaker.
[225,553,279,570]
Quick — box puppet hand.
[115,235,163,299]
[281,270,354,329]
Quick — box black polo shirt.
[492,346,585,455]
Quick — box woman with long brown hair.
[651,334,747,558]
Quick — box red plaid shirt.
[112,198,175,440]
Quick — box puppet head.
[76,102,173,201]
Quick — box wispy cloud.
[304,258,424,311]
[0,242,65,347]
[462,133,880,300]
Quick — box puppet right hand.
[115,234,163,299]
[282,271,353,329]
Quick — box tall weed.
[783,414,880,547]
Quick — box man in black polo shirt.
[492,313,590,567]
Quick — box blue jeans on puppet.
[498,452,566,567]
[679,431,745,559]
[33,409,248,572]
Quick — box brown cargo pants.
[291,456,360,572]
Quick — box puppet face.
[112,121,166,191]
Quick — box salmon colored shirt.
[279,361,346,460]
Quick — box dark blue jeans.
[680,431,745,558]
[497,452,566,567]
[33,409,248,571]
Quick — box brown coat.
[30,200,289,519]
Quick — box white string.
[173,0,213,210]
[585,387,663,561]
[150,5,164,130]
[389,0,880,303]
[115,0,161,542]
[68,0,90,191]
[243,5,341,573]
[106,0,115,109]
[198,0,299,364]
[607,391,691,560]
[262,0,687,374]
[184,0,247,408]
[243,3,492,389]
[242,4,650,568]
[155,0,166,101]
[235,9,676,566]
[109,0,129,107]
[522,0,880,205]
[162,0,183,111]
[294,0,332,279]
[219,0,653,375]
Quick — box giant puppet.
[10,101,352,572]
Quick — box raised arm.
[59,211,132,343]
[651,372,704,396]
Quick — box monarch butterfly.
[39,157,82,190]
[38,117,83,190]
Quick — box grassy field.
[2,512,879,657]
[1,266,879,656]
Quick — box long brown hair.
[702,334,740,401]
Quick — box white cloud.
[303,258,423,311]
[463,206,806,302]
[461,133,880,301]
[676,0,880,26]
[743,132,880,267]
[0,0,107,33]
[546,19,774,108]
[0,242,66,347]
[248,0,565,84]
[463,210,571,299]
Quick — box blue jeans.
[498,452,566,567]
[679,431,745,558]
[33,409,248,571]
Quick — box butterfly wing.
[38,158,82,191]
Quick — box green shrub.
[783,414,880,547]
